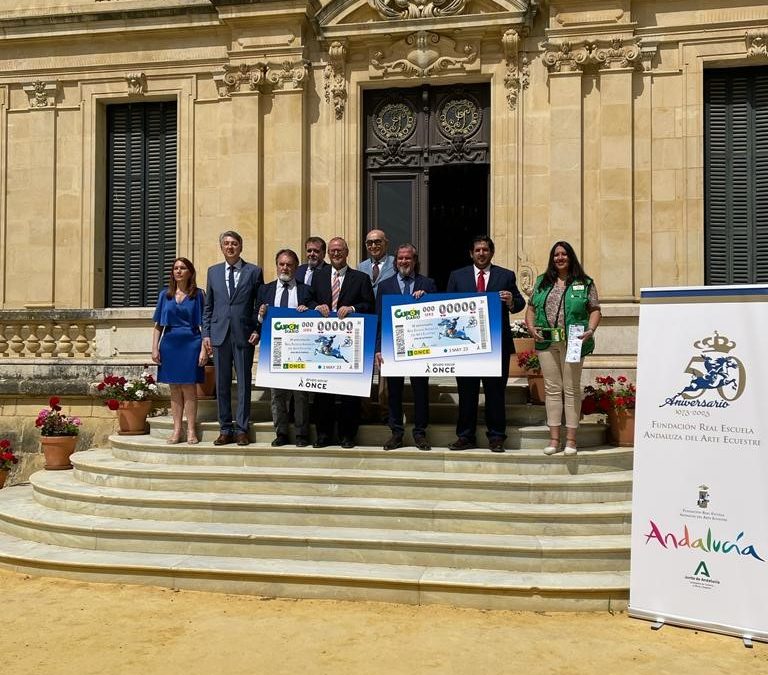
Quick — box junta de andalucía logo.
[660,331,746,409]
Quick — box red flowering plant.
[35,397,82,436]
[0,439,19,471]
[581,375,637,416]
[96,372,158,411]
[516,350,541,374]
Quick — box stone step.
[0,529,628,612]
[31,471,633,536]
[109,435,632,475]
[70,450,633,503]
[147,419,609,450]
[0,489,629,573]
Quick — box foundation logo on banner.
[697,485,710,509]
[660,331,746,410]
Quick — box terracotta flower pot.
[0,469,8,488]
[510,338,536,377]
[117,400,153,435]
[527,373,545,404]
[196,364,216,399]
[607,408,636,447]
[40,435,78,470]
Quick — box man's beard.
[397,266,412,277]
[278,273,293,283]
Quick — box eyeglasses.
[365,239,384,246]
[306,248,322,254]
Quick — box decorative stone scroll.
[368,0,467,20]
[265,60,308,91]
[502,28,529,111]
[323,41,347,120]
[747,31,768,58]
[0,322,95,358]
[126,72,146,95]
[541,38,642,73]
[214,63,265,98]
[370,31,479,79]
[23,80,58,109]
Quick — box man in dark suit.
[202,230,264,446]
[446,235,526,452]
[311,236,375,448]
[257,248,316,448]
[296,236,328,286]
[375,244,438,450]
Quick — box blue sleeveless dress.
[152,289,205,384]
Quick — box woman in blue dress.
[151,257,208,444]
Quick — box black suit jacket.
[296,261,328,285]
[446,264,525,352]
[255,280,314,334]
[375,273,438,352]
[311,265,375,315]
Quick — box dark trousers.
[455,350,510,441]
[388,376,429,436]
[315,393,361,441]
[213,332,254,435]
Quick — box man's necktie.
[402,277,412,295]
[280,282,290,307]
[331,271,340,310]
[372,261,380,283]
[228,265,236,297]
[476,270,485,292]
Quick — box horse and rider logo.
[437,317,477,344]
[314,334,352,363]
[661,331,746,408]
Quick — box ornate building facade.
[1,1,767,449]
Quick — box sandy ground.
[0,569,764,675]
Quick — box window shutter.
[705,67,768,284]
[106,102,177,307]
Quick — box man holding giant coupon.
[445,235,526,452]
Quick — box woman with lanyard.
[525,241,601,456]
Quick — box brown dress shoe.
[235,432,250,446]
[213,433,234,446]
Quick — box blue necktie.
[228,265,236,297]
[279,283,290,307]
[402,277,412,295]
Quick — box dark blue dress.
[153,289,205,384]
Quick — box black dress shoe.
[413,435,431,451]
[313,436,331,448]
[213,433,234,446]
[295,437,309,447]
[448,437,475,451]
[489,438,505,453]
[383,434,404,450]
[235,432,250,446]
[340,438,356,449]
[271,435,289,447]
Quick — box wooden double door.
[363,84,490,290]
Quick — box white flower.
[148,384,157,391]
[141,371,150,379]
[135,389,145,399]
[124,383,131,391]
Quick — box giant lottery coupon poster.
[379,292,504,377]
[255,308,378,398]
[629,285,768,642]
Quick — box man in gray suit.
[357,229,395,298]
[202,231,264,446]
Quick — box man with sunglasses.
[358,229,395,298]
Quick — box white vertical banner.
[630,285,768,642]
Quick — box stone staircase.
[0,382,632,611]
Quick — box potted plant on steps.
[97,371,159,435]
[509,321,535,377]
[196,356,216,399]
[0,439,19,488]
[581,374,637,446]
[35,397,82,470]
[517,350,544,404]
